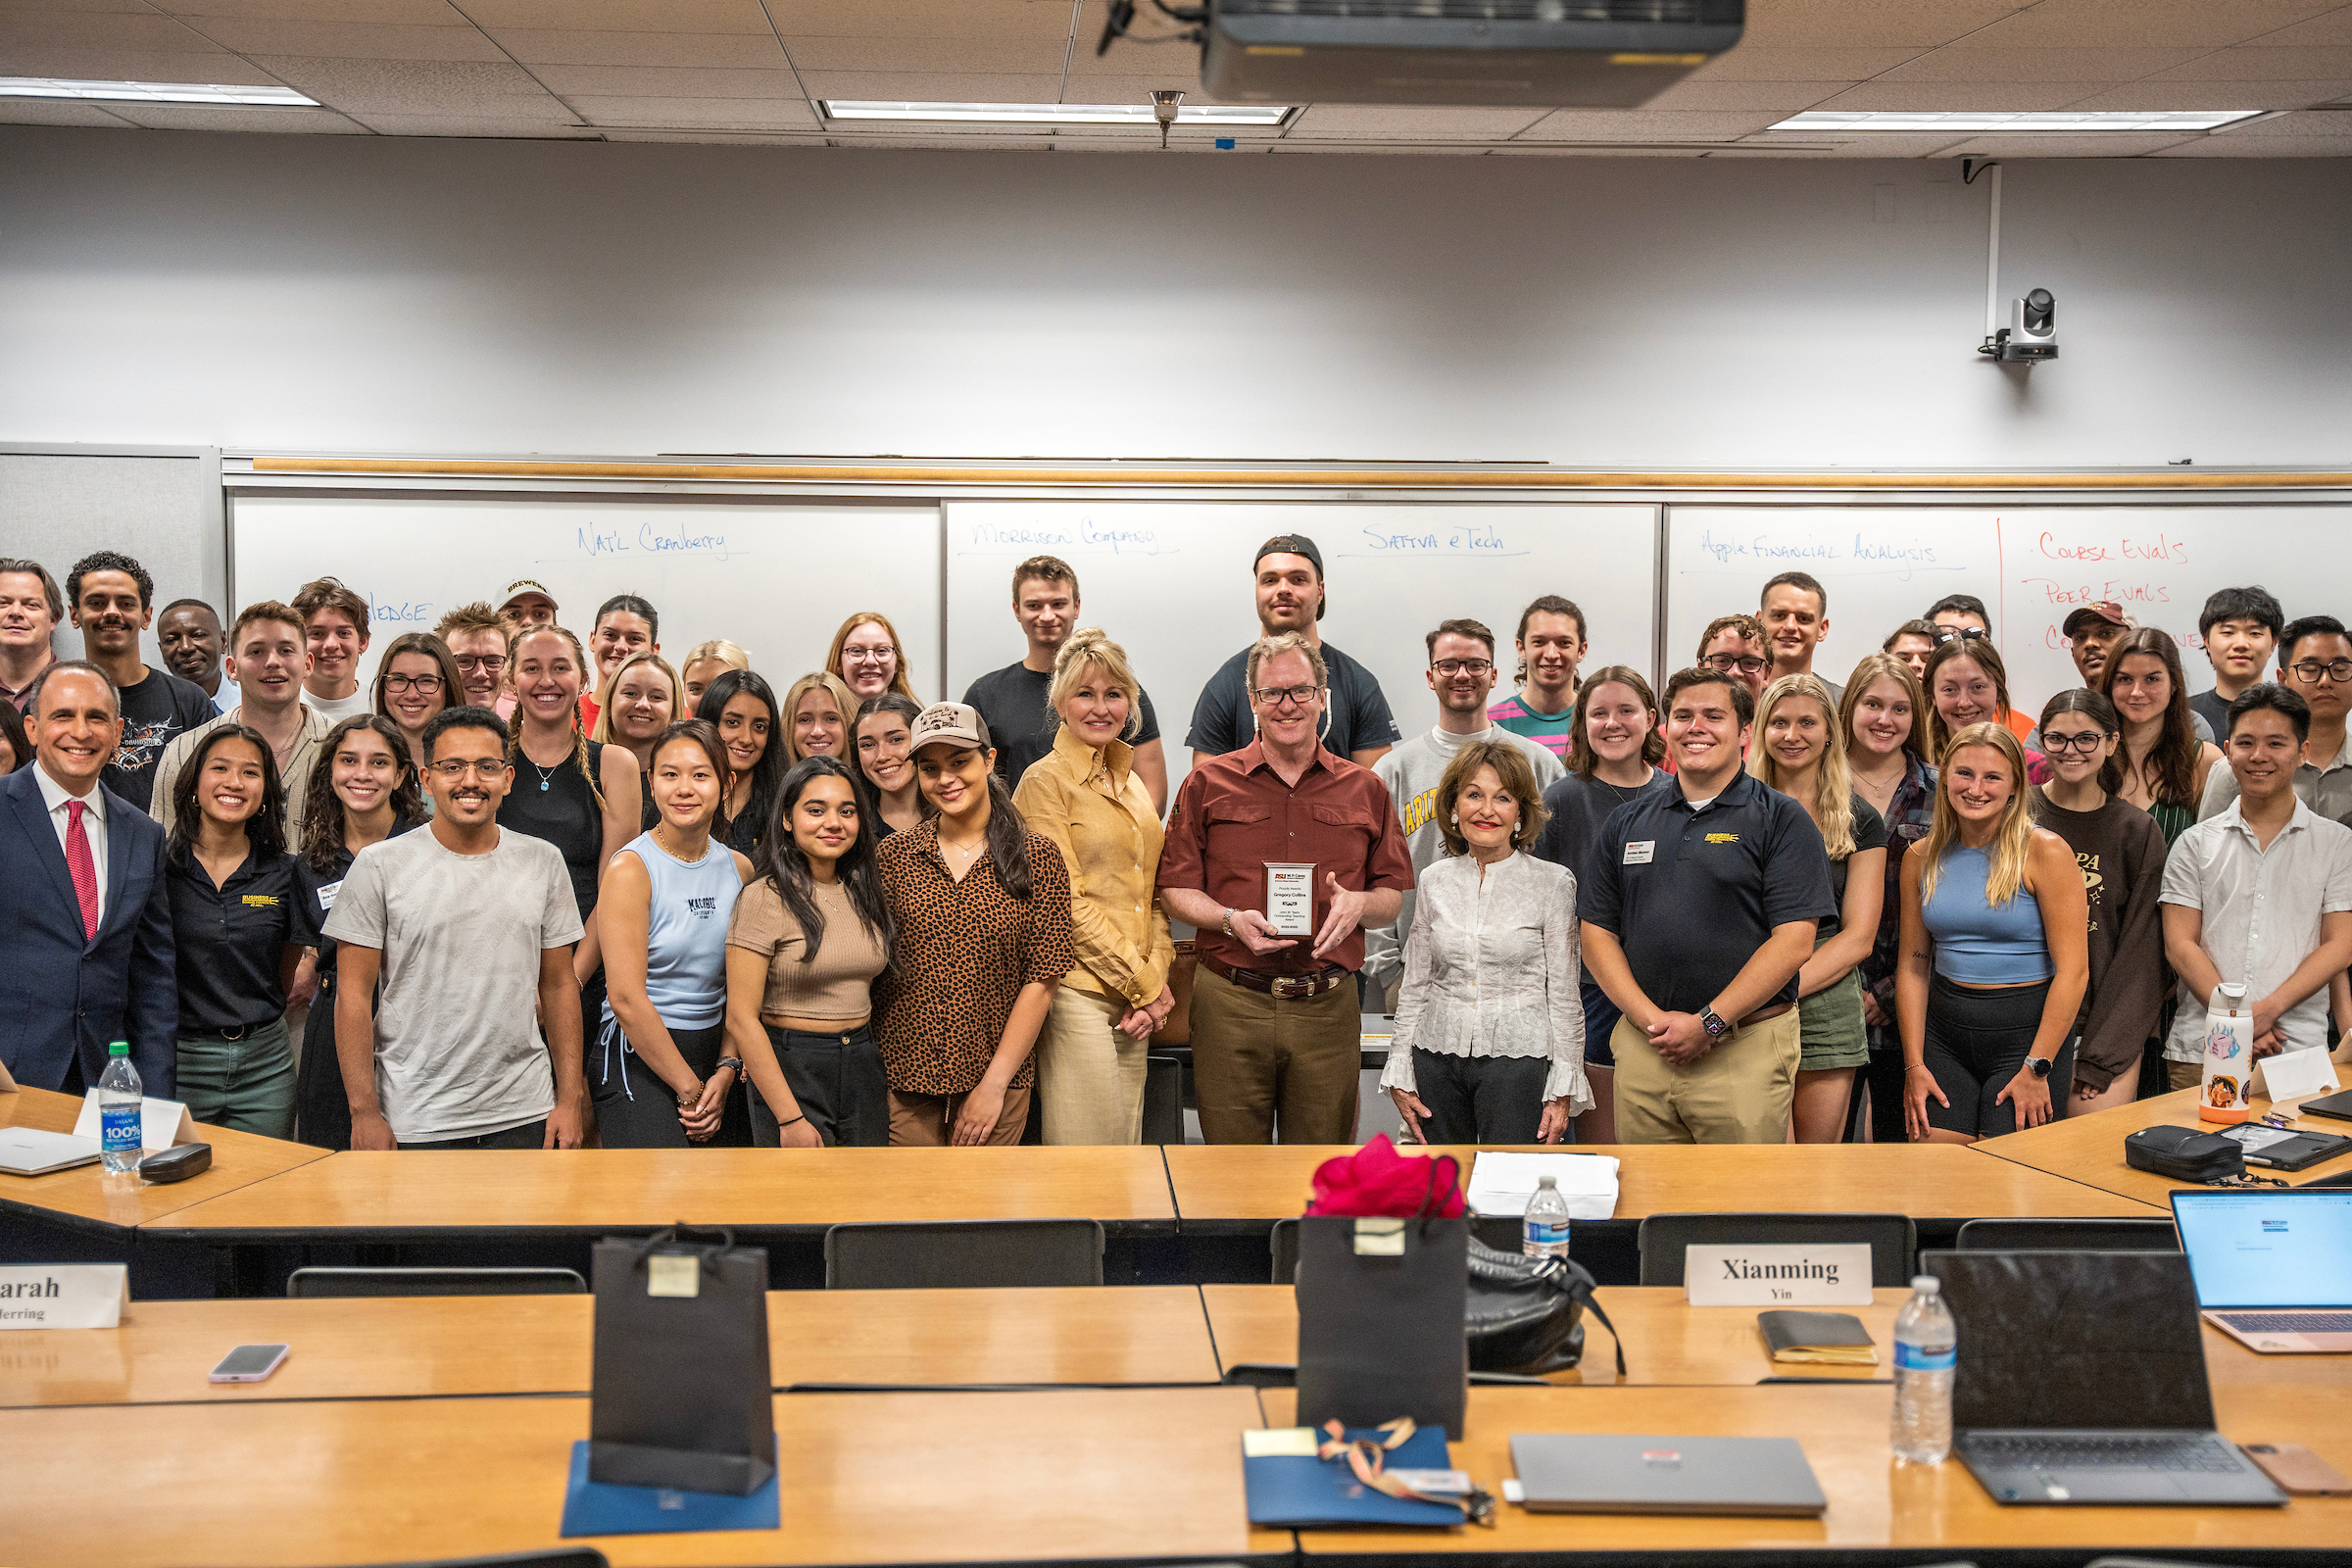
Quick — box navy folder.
[1244,1425,1463,1529]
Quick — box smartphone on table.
[208,1345,290,1384]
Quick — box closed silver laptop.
[2172,1188,2352,1353]
[0,1127,102,1176]
[1509,1433,1827,1516]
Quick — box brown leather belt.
[1201,954,1351,1002]
[1738,1003,1793,1027]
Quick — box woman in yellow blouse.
[1012,628,1177,1145]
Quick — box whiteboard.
[230,496,942,700]
[1666,505,2352,723]
[945,501,1658,786]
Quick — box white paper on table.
[2251,1050,2341,1104]
[1466,1151,1620,1220]
[73,1092,196,1152]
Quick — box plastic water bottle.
[1891,1274,1957,1465]
[1522,1174,1572,1260]
[98,1040,143,1175]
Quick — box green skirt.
[1798,964,1870,1072]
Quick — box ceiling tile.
[766,0,1073,41]
[483,27,787,68]
[599,127,825,143]
[0,93,133,122]
[452,0,773,33]
[2061,79,2352,109]
[568,92,819,128]
[2144,45,2352,80]
[1051,71,1251,105]
[2245,8,2352,46]
[173,19,505,60]
[0,0,166,13]
[529,65,797,98]
[0,8,202,46]
[1740,128,1982,156]
[797,70,1066,100]
[100,99,365,127]
[2154,131,2352,153]
[0,44,271,77]
[1516,108,1784,142]
[1877,45,2213,82]
[158,1,457,19]
[242,54,561,112]
[1734,0,2031,48]
[781,34,1067,74]
[349,110,599,135]
[1640,78,1856,111]
[1490,144,1709,157]
[1812,80,2128,111]
[2202,106,2352,135]
[1691,47,1931,82]
[1953,0,2340,50]
[1935,131,2207,155]
[1286,103,1548,140]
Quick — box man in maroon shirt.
[1159,633,1414,1144]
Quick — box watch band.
[2026,1054,2055,1078]
[1700,1007,1731,1039]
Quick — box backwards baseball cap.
[907,702,991,754]
[2061,602,2136,639]
[1253,533,1327,621]
[499,578,557,613]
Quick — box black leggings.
[1921,974,2074,1139]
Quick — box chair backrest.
[822,1219,1104,1289]
[1270,1216,1300,1285]
[286,1266,586,1298]
[1954,1217,2180,1252]
[1637,1212,1917,1288]
[1142,1054,1186,1145]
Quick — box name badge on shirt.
[1623,840,1655,865]
[315,878,343,911]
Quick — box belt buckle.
[1272,974,1312,1001]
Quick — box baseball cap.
[2061,602,2135,638]
[499,579,557,614]
[1253,533,1327,621]
[907,702,991,754]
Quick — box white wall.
[3,127,2348,468]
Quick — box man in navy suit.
[0,661,176,1097]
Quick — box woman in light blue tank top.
[1897,722,2088,1143]
[595,720,758,1148]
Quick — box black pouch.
[1295,1163,1469,1440]
[1463,1237,1626,1380]
[588,1227,776,1496]
[2125,1124,2245,1184]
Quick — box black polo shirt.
[1185,640,1400,760]
[166,843,320,1035]
[1578,769,1836,1015]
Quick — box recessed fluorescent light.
[821,100,1290,126]
[1770,109,2261,133]
[0,76,318,107]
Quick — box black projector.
[1202,0,1745,108]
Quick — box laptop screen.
[2172,1190,2352,1308]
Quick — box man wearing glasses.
[1695,613,1772,705]
[1361,617,1565,997]
[1926,594,1991,639]
[323,707,588,1151]
[436,602,514,710]
[149,602,337,843]
[2199,614,2352,824]
[1159,633,1414,1144]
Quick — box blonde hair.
[589,650,684,745]
[678,639,750,678]
[1922,637,2016,762]
[1435,737,1549,857]
[826,612,919,703]
[1918,722,2035,909]
[779,670,858,765]
[1047,627,1144,743]
[1748,673,1856,859]
[506,622,606,811]
[1837,652,1930,772]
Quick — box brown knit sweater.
[2028,788,2171,1093]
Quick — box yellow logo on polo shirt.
[1704,832,1740,844]
[241,895,279,907]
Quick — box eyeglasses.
[1934,626,1988,644]
[1250,684,1324,709]
[426,759,512,780]
[383,673,443,694]
[1431,659,1494,677]
[453,655,506,674]
[1702,654,1768,676]
[2040,731,2110,754]
[2288,660,2352,684]
[841,647,895,664]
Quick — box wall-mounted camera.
[1981,289,2058,363]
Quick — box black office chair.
[1954,1217,2179,1252]
[822,1218,1104,1288]
[285,1266,586,1298]
[1637,1212,1917,1288]
[1270,1216,1300,1285]
[1142,1054,1186,1145]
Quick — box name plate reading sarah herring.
[0,1264,128,1330]
[1683,1244,1873,1306]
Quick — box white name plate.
[0,1264,127,1330]
[1683,1243,1874,1306]
[73,1091,196,1152]
[2253,1049,2341,1104]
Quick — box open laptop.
[2172,1188,2352,1353]
[1510,1434,1827,1516]
[0,1127,102,1177]
[1925,1250,2284,1507]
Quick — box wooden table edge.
[0,1143,333,1238]
[1961,1138,2178,1215]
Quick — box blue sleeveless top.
[1920,844,2052,985]
[602,830,742,1032]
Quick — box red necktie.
[65,799,99,940]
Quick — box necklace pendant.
[541,779,550,791]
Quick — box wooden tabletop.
[1164,1141,2165,1225]
[1263,1382,2352,1555]
[0,1285,1225,1408]
[138,1144,1179,1239]
[0,1386,1280,1568]
[0,1085,329,1234]
[1977,1084,2352,1207]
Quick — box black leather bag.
[1464,1238,1625,1379]
[588,1227,775,1496]
[1296,1213,1469,1440]
[2124,1124,2245,1184]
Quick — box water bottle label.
[1525,1220,1571,1247]
[1894,1343,1956,1371]
[101,1103,142,1150]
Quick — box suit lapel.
[5,772,84,936]
[96,783,141,949]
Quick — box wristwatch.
[1699,1007,1732,1039]
[2025,1054,2055,1079]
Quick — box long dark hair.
[645,717,729,824]
[0,697,29,774]
[2099,628,2203,808]
[168,724,287,859]
[854,690,923,799]
[2038,688,2127,797]
[302,714,420,872]
[918,710,1033,900]
[696,667,784,849]
[754,755,893,966]
[1565,663,1666,780]
[369,630,463,732]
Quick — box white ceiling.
[2,0,2349,156]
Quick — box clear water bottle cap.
[1911,1275,1940,1294]
[108,1040,130,1056]
[1536,1175,1557,1189]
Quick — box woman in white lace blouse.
[1383,737,1591,1145]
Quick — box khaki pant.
[1189,964,1359,1145]
[1037,985,1149,1146]
[887,1081,1034,1147]
[1612,1008,1801,1145]
[2166,1059,2204,1093]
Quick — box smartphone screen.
[209,1344,289,1382]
